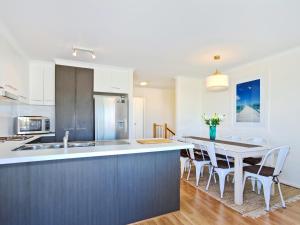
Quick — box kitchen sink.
[68,142,95,148]
[96,140,130,145]
[12,140,129,151]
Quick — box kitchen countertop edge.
[0,138,194,165]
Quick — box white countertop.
[0,136,194,165]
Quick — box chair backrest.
[225,135,241,142]
[246,137,266,145]
[174,136,192,158]
[258,146,290,176]
[205,142,218,167]
[192,142,209,161]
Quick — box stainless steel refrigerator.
[94,94,129,140]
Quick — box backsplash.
[0,103,15,135]
[0,103,55,136]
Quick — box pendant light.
[206,55,229,91]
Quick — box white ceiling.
[1,0,300,88]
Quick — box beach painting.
[236,79,260,123]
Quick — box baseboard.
[281,179,300,189]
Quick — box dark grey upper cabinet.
[55,65,76,141]
[55,65,94,142]
[75,67,94,141]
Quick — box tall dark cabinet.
[55,65,94,142]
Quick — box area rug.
[183,167,300,218]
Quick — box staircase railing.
[153,123,175,139]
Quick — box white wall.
[134,87,175,138]
[0,104,55,136]
[175,76,203,137]
[200,47,300,187]
[0,104,15,135]
[0,23,30,135]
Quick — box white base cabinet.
[29,61,55,105]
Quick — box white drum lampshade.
[206,55,229,91]
[206,70,229,91]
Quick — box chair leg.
[187,162,192,181]
[206,167,213,191]
[218,172,226,198]
[180,158,186,178]
[195,164,202,186]
[262,179,272,211]
[242,174,247,192]
[213,173,217,183]
[251,179,256,192]
[184,162,187,172]
[200,166,204,177]
[257,180,262,194]
[277,182,286,208]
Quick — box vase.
[209,126,216,140]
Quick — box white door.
[133,97,144,139]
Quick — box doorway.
[133,97,145,139]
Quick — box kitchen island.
[0,137,193,225]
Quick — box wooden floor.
[133,181,300,225]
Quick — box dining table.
[184,136,271,205]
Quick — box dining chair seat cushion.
[194,153,210,161]
[244,165,275,177]
[243,157,262,165]
[217,160,234,169]
[180,149,190,158]
[216,153,227,159]
[194,149,209,156]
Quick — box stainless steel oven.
[14,116,50,135]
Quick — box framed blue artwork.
[236,79,260,123]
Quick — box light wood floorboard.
[132,181,300,225]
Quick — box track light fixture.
[72,46,96,59]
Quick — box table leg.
[234,156,244,205]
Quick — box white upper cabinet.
[43,63,55,105]
[94,67,132,94]
[29,61,55,105]
[29,63,44,104]
[0,35,29,102]
[93,68,112,93]
[110,69,131,93]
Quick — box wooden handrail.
[153,123,175,139]
[167,127,175,136]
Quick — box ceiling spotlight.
[72,46,96,59]
[140,81,148,86]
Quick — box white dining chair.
[205,142,234,198]
[224,135,242,142]
[186,142,211,186]
[243,146,290,211]
[246,137,266,145]
[173,136,192,178]
[243,137,266,191]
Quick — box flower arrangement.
[202,113,225,140]
[202,113,225,126]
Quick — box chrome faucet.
[63,131,69,148]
